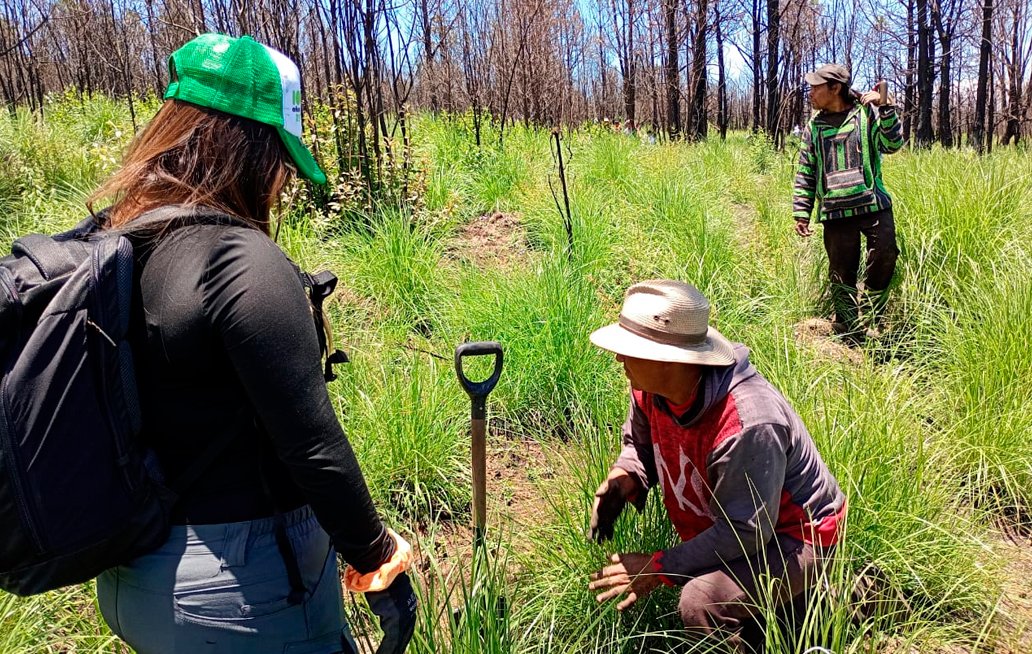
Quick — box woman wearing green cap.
[88,34,415,654]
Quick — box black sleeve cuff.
[340,524,397,574]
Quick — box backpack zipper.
[91,242,139,495]
[85,318,117,347]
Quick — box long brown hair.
[89,99,293,233]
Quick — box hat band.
[618,314,707,347]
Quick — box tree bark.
[971,0,993,152]
[1000,5,1024,145]
[931,0,956,147]
[903,0,916,141]
[687,0,708,140]
[764,0,780,137]
[664,0,680,138]
[620,0,637,126]
[715,3,727,140]
[915,0,935,145]
[751,0,762,132]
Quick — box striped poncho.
[793,103,904,222]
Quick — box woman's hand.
[588,552,662,611]
[366,572,417,654]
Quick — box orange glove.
[343,529,413,593]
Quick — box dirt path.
[444,211,530,268]
[990,533,1032,653]
[411,429,559,567]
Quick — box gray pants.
[97,505,359,654]
[678,534,829,654]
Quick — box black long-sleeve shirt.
[130,217,393,573]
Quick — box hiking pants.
[97,505,359,654]
[678,534,831,654]
[822,209,899,331]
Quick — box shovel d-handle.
[454,341,503,541]
[454,341,504,419]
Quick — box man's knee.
[678,577,746,630]
[678,580,711,628]
[866,244,899,291]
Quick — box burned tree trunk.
[915,0,935,145]
[715,3,727,140]
[664,0,680,138]
[764,0,780,137]
[686,0,708,140]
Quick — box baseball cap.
[804,64,851,87]
[164,33,326,184]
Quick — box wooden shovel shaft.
[471,416,487,539]
[454,341,503,545]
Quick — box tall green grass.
[2,95,1030,652]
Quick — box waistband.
[167,504,317,543]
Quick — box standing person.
[89,34,416,653]
[792,64,905,342]
[586,280,846,653]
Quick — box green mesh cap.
[164,33,326,184]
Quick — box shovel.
[452,342,509,638]
[454,341,503,545]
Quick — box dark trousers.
[822,209,899,331]
[678,534,829,654]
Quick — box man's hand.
[795,218,813,238]
[588,468,641,542]
[859,90,882,106]
[588,553,662,611]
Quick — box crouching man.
[587,280,846,652]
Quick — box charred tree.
[686,0,708,140]
[664,0,680,138]
[915,0,935,145]
[764,0,780,137]
[715,3,727,140]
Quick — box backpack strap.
[115,205,251,246]
[302,269,350,382]
[11,234,82,281]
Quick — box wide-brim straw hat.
[590,280,735,366]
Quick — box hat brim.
[278,128,327,184]
[589,323,736,366]
[804,72,827,85]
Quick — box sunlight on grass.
[3,95,1030,653]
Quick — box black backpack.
[0,206,346,596]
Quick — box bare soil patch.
[793,317,865,365]
[412,429,559,569]
[445,211,530,267]
[990,534,1032,653]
